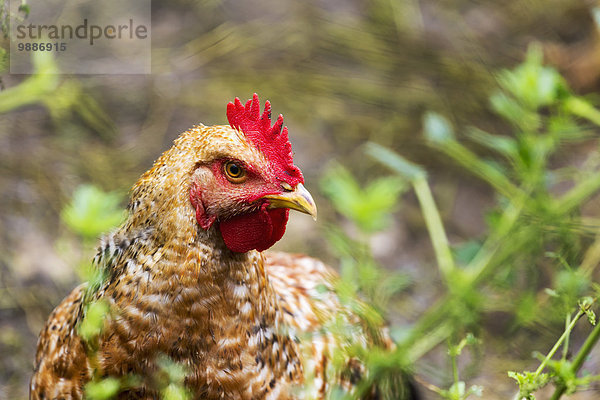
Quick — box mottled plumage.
[30,95,414,399]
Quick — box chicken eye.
[224,161,246,183]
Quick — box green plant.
[317,43,600,399]
[321,164,406,233]
[436,334,482,400]
[60,185,192,400]
[509,296,600,399]
[61,184,125,242]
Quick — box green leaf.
[78,300,109,342]
[423,111,455,143]
[156,356,192,400]
[61,184,125,239]
[449,381,465,398]
[547,115,586,141]
[320,164,406,232]
[579,297,596,325]
[162,383,191,400]
[0,51,60,114]
[497,43,563,110]
[85,377,120,400]
[564,96,600,127]
[508,370,550,400]
[157,355,188,384]
[465,127,518,158]
[489,92,538,129]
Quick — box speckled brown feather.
[30,124,408,400]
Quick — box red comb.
[227,93,303,186]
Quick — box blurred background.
[3,0,600,399]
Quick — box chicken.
[30,94,416,400]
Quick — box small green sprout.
[78,299,110,342]
[61,184,125,240]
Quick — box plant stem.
[451,350,459,384]
[562,313,571,361]
[466,193,526,282]
[535,310,583,376]
[412,176,455,282]
[402,189,528,353]
[549,319,600,400]
[406,319,452,362]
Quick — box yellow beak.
[262,183,317,221]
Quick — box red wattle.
[219,208,289,253]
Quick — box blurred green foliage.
[61,184,125,241]
[439,334,482,400]
[321,164,406,233]
[0,51,60,112]
[59,184,124,287]
[156,356,192,400]
[62,183,190,399]
[317,44,600,399]
[78,299,110,343]
[85,377,121,400]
